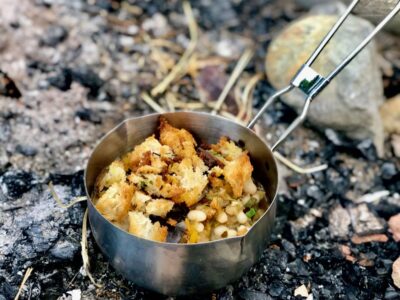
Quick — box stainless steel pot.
[84,0,400,295]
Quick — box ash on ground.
[1,0,400,299]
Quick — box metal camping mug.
[84,0,400,295]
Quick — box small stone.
[351,234,388,244]
[142,13,170,37]
[239,290,271,300]
[306,185,323,200]
[287,259,309,276]
[381,162,398,181]
[388,213,400,242]
[15,144,38,157]
[268,281,284,297]
[40,25,68,47]
[50,239,79,260]
[328,204,351,238]
[348,204,386,235]
[392,257,400,288]
[0,170,36,199]
[281,239,296,258]
[71,66,104,98]
[0,70,21,98]
[380,95,400,135]
[75,108,102,124]
[294,284,309,298]
[266,15,384,154]
[47,68,73,91]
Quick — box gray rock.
[342,0,400,35]
[294,0,332,9]
[50,239,79,260]
[265,15,384,155]
[348,203,386,235]
[329,204,351,238]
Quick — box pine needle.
[14,267,33,300]
[211,48,254,115]
[151,1,198,96]
[48,182,87,209]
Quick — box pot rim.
[84,111,279,247]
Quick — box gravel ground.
[0,0,399,299]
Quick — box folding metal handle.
[248,0,400,151]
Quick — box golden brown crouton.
[159,117,197,159]
[122,136,173,173]
[95,182,134,222]
[223,152,253,198]
[96,160,126,191]
[128,173,184,199]
[128,211,168,242]
[210,137,243,161]
[131,190,152,211]
[145,199,174,217]
[170,158,208,206]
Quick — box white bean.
[225,205,238,216]
[194,222,204,232]
[187,210,207,222]
[216,212,228,223]
[214,225,228,238]
[227,229,237,238]
[237,225,248,235]
[243,178,257,195]
[237,211,248,224]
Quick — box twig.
[141,92,166,113]
[48,182,87,209]
[151,1,198,96]
[211,48,254,115]
[237,73,263,122]
[165,92,176,112]
[273,151,328,174]
[14,267,33,300]
[81,209,103,288]
[150,39,184,53]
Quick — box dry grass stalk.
[211,48,254,115]
[165,92,176,112]
[141,92,166,113]
[273,151,328,174]
[81,209,103,288]
[237,73,263,123]
[150,39,184,53]
[14,267,33,300]
[151,1,198,96]
[48,182,87,209]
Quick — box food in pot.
[93,117,267,243]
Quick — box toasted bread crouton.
[223,152,253,198]
[128,173,184,199]
[128,211,168,242]
[95,182,134,222]
[131,190,152,211]
[169,158,208,206]
[159,117,197,159]
[122,136,174,173]
[145,199,174,217]
[96,160,126,191]
[211,137,243,161]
